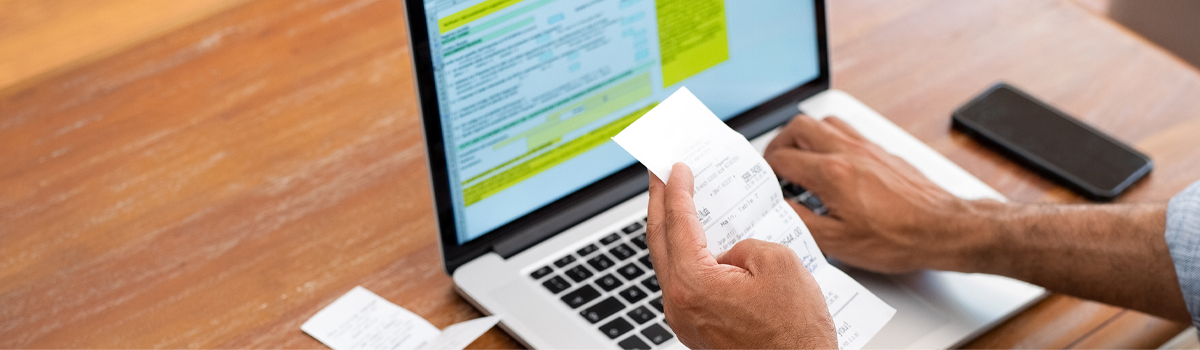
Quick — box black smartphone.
[952,83,1152,201]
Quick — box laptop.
[402,0,1047,348]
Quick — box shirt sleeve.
[1165,180,1200,328]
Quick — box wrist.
[922,199,1016,273]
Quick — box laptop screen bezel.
[403,0,830,273]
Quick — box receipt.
[301,286,500,350]
[612,88,895,350]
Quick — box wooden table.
[3,0,1199,348]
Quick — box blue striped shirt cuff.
[1166,181,1200,328]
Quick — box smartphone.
[952,83,1152,201]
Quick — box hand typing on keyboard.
[764,115,973,274]
[646,163,836,349]
[762,113,1197,325]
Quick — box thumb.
[716,239,802,277]
[660,163,717,269]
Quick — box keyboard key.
[641,276,659,292]
[554,255,576,267]
[530,266,552,279]
[542,276,571,294]
[600,233,621,245]
[616,263,644,280]
[621,222,643,234]
[639,255,653,270]
[797,192,827,213]
[565,265,593,282]
[619,285,647,303]
[630,233,647,250]
[627,306,655,324]
[610,243,635,260]
[641,323,674,345]
[618,335,651,350]
[780,179,807,198]
[649,297,663,312]
[599,317,635,339]
[580,297,625,323]
[561,285,601,308]
[798,192,824,207]
[595,274,622,292]
[577,244,599,257]
[587,254,615,271]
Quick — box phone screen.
[954,85,1150,198]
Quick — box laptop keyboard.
[528,217,673,349]
[780,179,828,215]
[526,181,822,348]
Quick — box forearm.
[936,200,1189,322]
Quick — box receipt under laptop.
[612,88,895,350]
[301,286,500,350]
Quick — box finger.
[715,239,772,271]
[766,114,848,154]
[764,148,834,197]
[645,169,670,272]
[716,239,801,277]
[662,163,718,270]
[822,116,868,142]
[765,114,807,155]
[789,200,841,236]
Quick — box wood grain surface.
[2,0,1198,348]
[0,0,252,94]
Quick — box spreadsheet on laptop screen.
[420,0,821,243]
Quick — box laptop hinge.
[492,171,648,258]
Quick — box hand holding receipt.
[612,88,895,350]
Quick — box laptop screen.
[418,0,821,244]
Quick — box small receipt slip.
[612,88,896,350]
[301,286,500,350]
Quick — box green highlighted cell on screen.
[656,0,729,87]
[461,103,658,206]
[439,0,521,33]
[439,0,553,34]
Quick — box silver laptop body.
[403,0,1047,348]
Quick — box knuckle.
[664,208,697,228]
[844,138,872,153]
[792,115,815,128]
[762,149,781,163]
[764,151,795,168]
[760,243,789,259]
[758,243,800,267]
[817,156,853,179]
[791,116,818,133]
[736,238,767,251]
[645,220,663,235]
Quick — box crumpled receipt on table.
[612,87,896,350]
[301,286,500,350]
